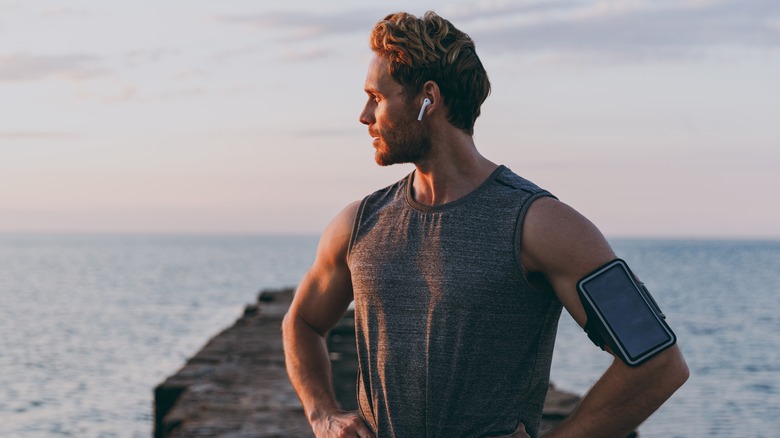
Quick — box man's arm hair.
[282,200,361,424]
[520,197,689,437]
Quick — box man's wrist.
[306,404,340,424]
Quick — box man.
[282,11,688,438]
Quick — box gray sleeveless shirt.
[347,166,562,438]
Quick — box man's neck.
[410,131,498,207]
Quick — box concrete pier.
[154,288,623,437]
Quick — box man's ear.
[419,80,441,117]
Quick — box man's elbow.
[282,309,326,346]
[281,311,294,348]
[655,345,690,392]
[669,347,690,389]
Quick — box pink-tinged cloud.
[0,131,80,139]
[216,0,780,61]
[0,53,106,82]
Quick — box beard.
[373,111,432,166]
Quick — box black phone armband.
[577,259,677,367]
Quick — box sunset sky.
[1,0,778,238]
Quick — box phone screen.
[580,263,672,361]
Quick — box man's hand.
[311,410,375,438]
[489,422,530,438]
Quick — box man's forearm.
[545,346,689,437]
[282,313,340,422]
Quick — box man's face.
[359,55,431,166]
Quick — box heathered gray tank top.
[347,165,562,438]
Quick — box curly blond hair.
[370,11,491,135]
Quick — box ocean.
[0,235,778,437]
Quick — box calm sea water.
[1,235,778,437]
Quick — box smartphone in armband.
[577,259,677,367]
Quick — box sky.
[1,0,778,238]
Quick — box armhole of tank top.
[513,191,558,291]
[347,197,370,265]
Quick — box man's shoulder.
[492,166,556,201]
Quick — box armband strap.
[582,304,607,350]
[638,281,666,319]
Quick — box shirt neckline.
[405,165,506,213]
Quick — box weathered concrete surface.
[155,288,636,437]
[155,289,313,437]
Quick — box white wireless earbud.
[417,98,431,121]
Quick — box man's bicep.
[292,268,353,336]
[520,197,616,327]
[288,201,361,335]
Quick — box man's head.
[369,11,490,135]
[361,54,432,166]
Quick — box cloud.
[39,6,89,18]
[214,10,380,63]
[122,48,181,68]
[295,128,356,138]
[279,46,336,62]
[159,87,207,100]
[216,1,780,63]
[211,44,267,63]
[173,69,206,81]
[0,131,80,140]
[459,0,780,59]
[216,8,383,40]
[102,85,138,104]
[0,53,106,82]
[442,0,591,23]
